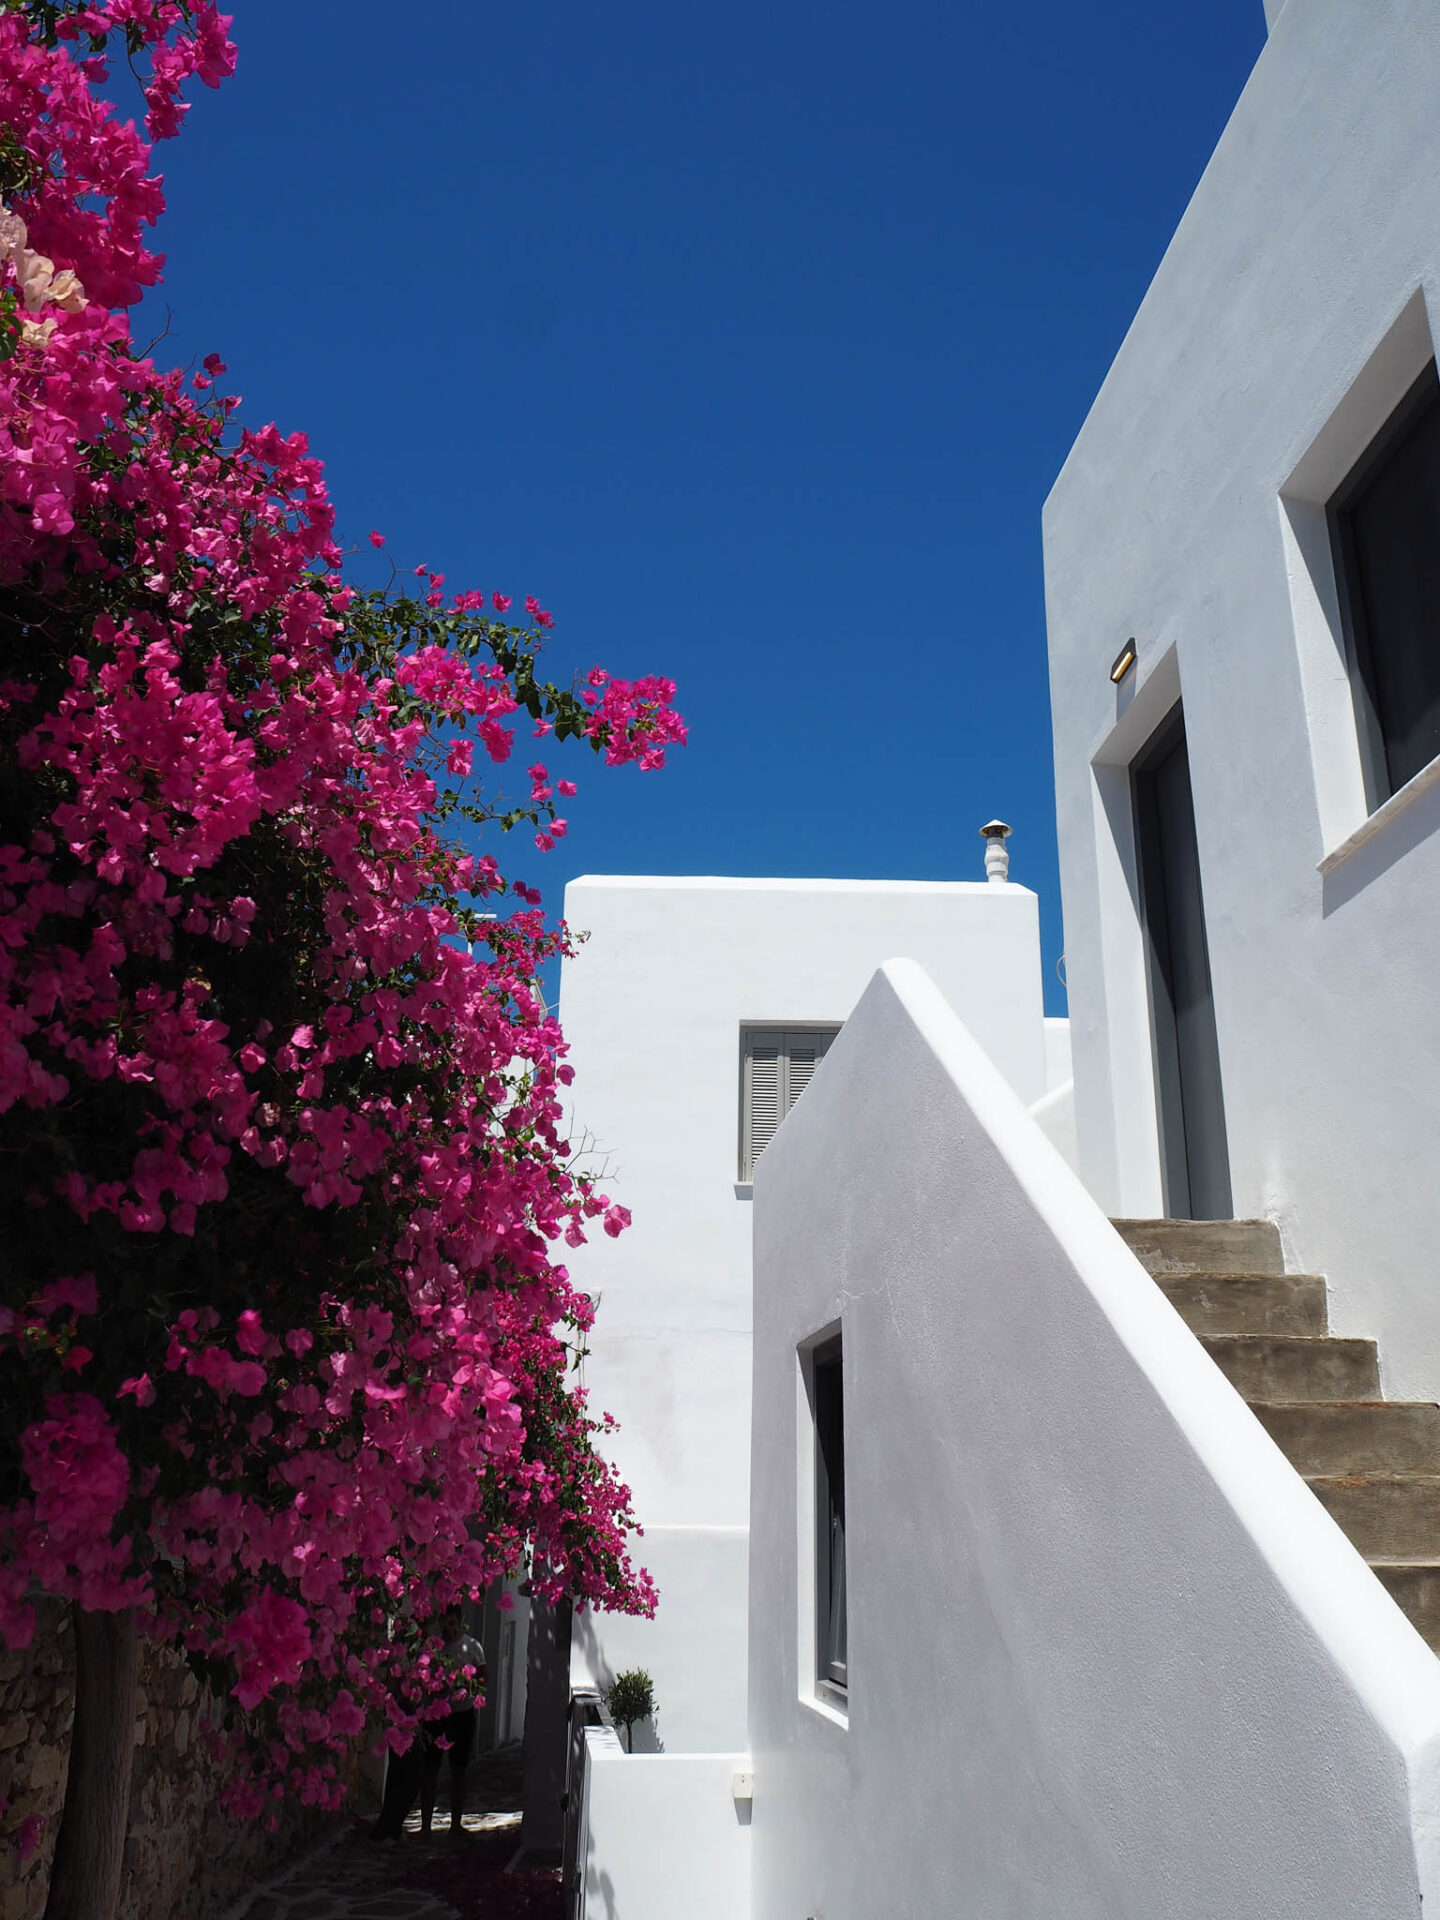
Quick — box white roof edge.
[563,874,1038,899]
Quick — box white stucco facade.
[1044,0,1440,1396]
[557,872,1056,1753]
[552,6,1440,1908]
[578,1736,752,1920]
[749,961,1440,1919]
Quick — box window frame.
[811,1333,847,1704]
[1327,359,1440,810]
[738,1024,841,1182]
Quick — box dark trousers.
[375,1708,477,1837]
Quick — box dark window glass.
[1330,363,1440,803]
[814,1340,847,1694]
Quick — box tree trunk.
[517,1595,572,1865]
[44,1606,138,1920]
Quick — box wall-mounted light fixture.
[1109,639,1137,685]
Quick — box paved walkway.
[223,1747,559,1920]
[234,1834,469,1920]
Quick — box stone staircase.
[1115,1216,1440,1654]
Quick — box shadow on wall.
[571,1610,664,1753]
[1320,767,1440,913]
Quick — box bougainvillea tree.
[0,4,683,1914]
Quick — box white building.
[560,0,1440,1912]
[1044,0,1440,1406]
[557,867,1068,1762]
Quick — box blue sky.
[143,0,1265,1014]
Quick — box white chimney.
[979,819,1012,884]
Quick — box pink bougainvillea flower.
[0,0,680,1835]
[229,1591,313,1709]
[32,1275,98,1319]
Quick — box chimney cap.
[978,819,1012,840]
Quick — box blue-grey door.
[1132,709,1232,1220]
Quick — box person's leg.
[418,1716,446,1835]
[374,1740,424,1840]
[419,1752,442,1835]
[447,1708,477,1839]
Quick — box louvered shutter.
[743,1032,784,1179]
[782,1029,834,1114]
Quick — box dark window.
[813,1338,847,1697]
[1329,362,1440,805]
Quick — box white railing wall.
[575,1737,752,1920]
[748,958,1440,1920]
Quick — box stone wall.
[0,1601,341,1920]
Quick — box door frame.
[1130,702,1231,1219]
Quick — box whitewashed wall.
[1042,1014,1072,1093]
[749,960,1440,1920]
[559,875,1051,1751]
[1044,0,1440,1396]
[476,1574,528,1751]
[579,1734,752,1920]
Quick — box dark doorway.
[1132,709,1232,1219]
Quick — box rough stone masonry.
[0,1600,337,1920]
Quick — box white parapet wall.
[749,958,1440,1920]
[1027,1073,1077,1171]
[580,1733,753,1920]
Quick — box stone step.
[1372,1563,1440,1652]
[1114,1218,1285,1276]
[1200,1335,1380,1402]
[1121,1214,1440,1657]
[1158,1272,1327,1338]
[1308,1476,1440,1561]
[1253,1401,1440,1476]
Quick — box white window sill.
[801,1688,849,1731]
[1318,750,1440,875]
[734,1181,754,1199]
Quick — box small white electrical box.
[731,1768,754,1802]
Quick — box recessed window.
[812,1336,847,1702]
[739,1027,839,1181]
[1329,361,1440,805]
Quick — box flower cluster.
[0,0,677,1824]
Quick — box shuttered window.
[739,1027,839,1180]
